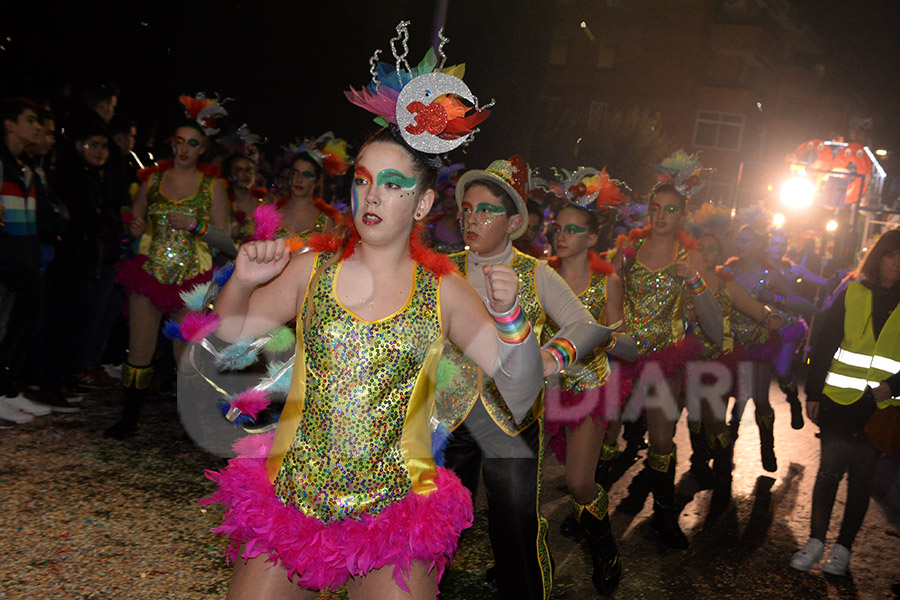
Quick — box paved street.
[2,381,899,599]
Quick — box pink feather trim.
[201,433,473,592]
[116,255,214,314]
[545,385,620,463]
[180,312,220,343]
[230,389,270,420]
[251,204,283,241]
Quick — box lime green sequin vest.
[434,249,546,436]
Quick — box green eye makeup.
[376,169,417,190]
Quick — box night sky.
[2,0,899,172]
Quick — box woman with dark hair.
[726,224,816,471]
[612,181,723,548]
[201,24,539,598]
[223,153,270,243]
[107,116,232,438]
[790,228,900,576]
[543,170,637,595]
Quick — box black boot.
[104,364,152,439]
[709,430,734,506]
[594,442,619,489]
[755,410,777,472]
[780,378,804,430]
[648,447,689,548]
[574,489,622,596]
[688,420,714,488]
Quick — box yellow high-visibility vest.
[822,281,900,408]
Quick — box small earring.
[415,211,423,219]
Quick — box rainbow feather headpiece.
[651,149,713,197]
[563,166,629,209]
[344,21,492,154]
[286,132,352,177]
[178,92,228,136]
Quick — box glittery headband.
[344,21,493,155]
[651,149,714,197]
[562,166,629,210]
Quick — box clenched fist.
[483,264,519,314]
[233,238,291,288]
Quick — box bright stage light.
[780,176,815,209]
[773,213,786,227]
[876,149,888,157]
[826,219,838,232]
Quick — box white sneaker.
[0,397,35,424]
[5,393,52,416]
[789,538,824,572]
[822,543,851,576]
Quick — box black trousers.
[443,401,552,600]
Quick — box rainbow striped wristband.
[686,274,707,295]
[544,338,577,372]
[493,303,531,345]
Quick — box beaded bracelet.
[686,273,707,295]
[544,338,576,372]
[493,303,531,345]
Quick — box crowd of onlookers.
[0,83,138,426]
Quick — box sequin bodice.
[623,239,687,356]
[687,278,732,359]
[277,211,330,241]
[545,272,610,393]
[273,255,444,523]
[730,261,771,348]
[140,170,213,285]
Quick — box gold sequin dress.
[115,167,216,313]
[203,250,473,591]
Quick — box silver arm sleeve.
[490,330,543,425]
[692,287,724,348]
[608,333,638,362]
[202,225,238,258]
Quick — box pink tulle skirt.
[545,368,629,463]
[116,254,213,314]
[200,433,474,592]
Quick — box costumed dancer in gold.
[611,151,723,548]
[544,167,638,596]
[202,23,543,599]
[107,95,235,438]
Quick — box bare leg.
[347,562,437,600]
[566,417,607,504]
[128,292,163,366]
[227,554,318,600]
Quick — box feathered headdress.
[218,123,266,163]
[178,92,228,136]
[684,202,732,238]
[563,166,630,210]
[291,132,352,177]
[651,149,714,197]
[344,21,493,154]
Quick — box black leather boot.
[648,447,689,549]
[779,378,804,430]
[688,419,714,488]
[755,410,777,472]
[709,430,734,505]
[574,489,622,596]
[104,363,153,439]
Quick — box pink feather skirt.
[200,433,474,592]
[116,254,214,314]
